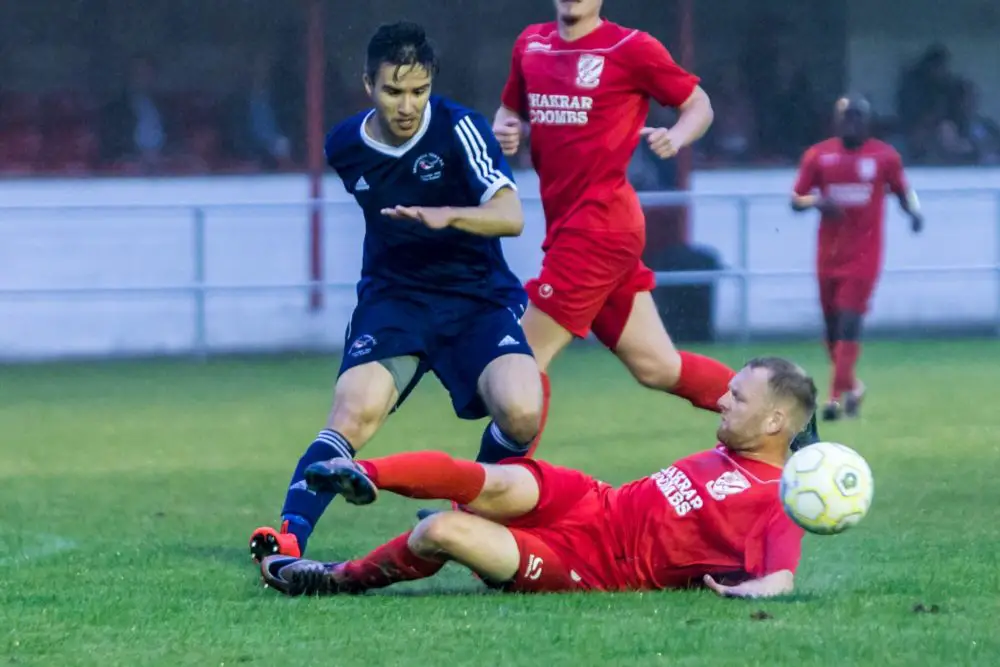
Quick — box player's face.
[716,367,783,450]
[365,63,433,141]
[836,106,869,145]
[554,0,602,24]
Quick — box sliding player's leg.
[249,297,430,561]
[264,455,593,595]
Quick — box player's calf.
[254,362,399,560]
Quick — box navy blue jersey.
[325,96,523,303]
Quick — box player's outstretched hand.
[381,205,452,230]
[639,127,679,159]
[493,117,522,156]
[703,572,794,599]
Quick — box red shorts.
[525,227,654,349]
[818,275,879,315]
[497,458,624,593]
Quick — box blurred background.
[1,0,998,359]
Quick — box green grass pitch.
[2,339,999,666]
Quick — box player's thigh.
[468,462,541,520]
[836,276,878,316]
[332,297,430,444]
[409,511,523,584]
[524,229,641,347]
[434,304,536,423]
[604,288,683,391]
[519,303,574,373]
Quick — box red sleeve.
[884,148,909,196]
[762,509,803,575]
[793,147,820,196]
[630,32,699,108]
[500,32,528,118]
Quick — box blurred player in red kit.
[261,356,815,600]
[487,0,778,454]
[792,95,923,421]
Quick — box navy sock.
[476,420,531,464]
[280,429,355,551]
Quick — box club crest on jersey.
[575,54,605,89]
[413,152,444,182]
[705,470,751,501]
[856,157,877,182]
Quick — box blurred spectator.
[700,66,756,165]
[895,44,963,161]
[955,81,1000,165]
[758,55,822,160]
[224,52,292,171]
[100,55,169,172]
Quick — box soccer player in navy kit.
[250,22,546,561]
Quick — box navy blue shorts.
[339,292,533,420]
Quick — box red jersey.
[794,138,909,278]
[500,21,699,245]
[608,445,802,589]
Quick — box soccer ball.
[780,442,874,535]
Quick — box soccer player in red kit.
[792,95,923,421]
[260,356,815,600]
[487,0,758,456]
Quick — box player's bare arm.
[493,106,524,156]
[896,187,924,233]
[381,186,524,237]
[641,86,714,159]
[703,570,795,599]
[791,193,844,217]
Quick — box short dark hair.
[746,356,817,428]
[365,21,439,84]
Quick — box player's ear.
[363,74,374,98]
[766,409,785,436]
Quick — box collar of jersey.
[359,103,432,158]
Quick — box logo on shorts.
[705,470,751,501]
[538,283,554,299]
[349,334,377,358]
[525,554,544,580]
[576,54,605,89]
[413,152,444,182]
[498,335,519,347]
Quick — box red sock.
[832,341,860,398]
[524,372,550,459]
[339,532,445,592]
[357,451,486,505]
[825,340,836,362]
[670,351,736,413]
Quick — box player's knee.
[627,350,683,391]
[327,395,387,445]
[409,513,470,557]
[493,398,542,444]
